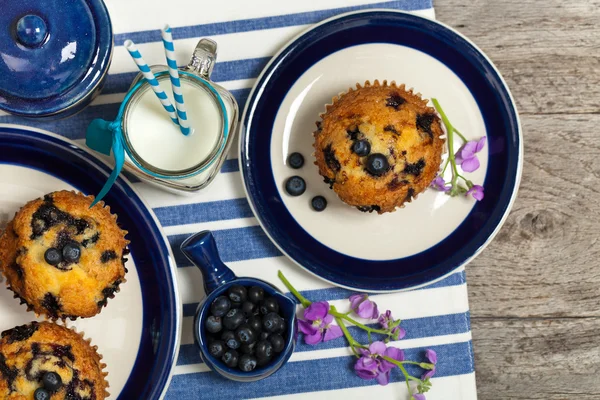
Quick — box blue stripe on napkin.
[177,311,470,366]
[114,1,432,46]
[168,341,472,399]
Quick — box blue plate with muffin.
[0,124,181,399]
[239,9,523,292]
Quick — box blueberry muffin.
[0,321,108,399]
[0,191,128,320]
[313,80,445,214]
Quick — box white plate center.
[270,43,488,260]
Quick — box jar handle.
[186,38,217,80]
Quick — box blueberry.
[352,140,371,156]
[221,349,239,368]
[230,301,242,309]
[287,152,304,169]
[228,285,247,303]
[365,153,390,176]
[259,298,279,315]
[221,330,240,349]
[236,325,257,344]
[62,242,81,263]
[34,388,50,400]
[210,296,231,318]
[208,340,226,358]
[247,316,262,333]
[255,340,274,363]
[311,196,327,212]
[239,354,258,372]
[242,301,257,316]
[240,341,256,354]
[285,176,306,196]
[263,312,284,333]
[260,331,270,341]
[205,315,222,334]
[44,248,62,266]
[223,308,245,330]
[248,286,264,304]
[269,334,285,353]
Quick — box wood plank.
[465,113,600,318]
[472,317,600,399]
[435,0,600,115]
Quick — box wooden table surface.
[435,1,600,398]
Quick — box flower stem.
[453,127,468,142]
[382,355,416,397]
[331,309,392,336]
[334,316,365,356]
[277,270,311,308]
[432,98,461,194]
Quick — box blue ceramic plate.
[0,124,181,399]
[239,10,522,292]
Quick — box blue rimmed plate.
[239,10,522,292]
[0,124,181,399]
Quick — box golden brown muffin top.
[0,191,128,319]
[313,80,444,213]
[0,321,108,399]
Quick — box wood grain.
[435,0,600,398]
[436,0,600,115]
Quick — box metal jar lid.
[0,0,113,118]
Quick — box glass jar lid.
[0,0,113,117]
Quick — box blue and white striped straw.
[161,25,192,135]
[124,40,180,126]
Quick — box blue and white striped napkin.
[0,1,478,398]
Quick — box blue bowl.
[181,231,297,381]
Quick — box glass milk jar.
[121,39,238,194]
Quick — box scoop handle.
[180,230,236,295]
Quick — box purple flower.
[378,310,406,339]
[413,394,426,400]
[455,137,486,173]
[466,184,484,201]
[349,294,379,319]
[421,349,438,380]
[354,341,405,385]
[430,176,450,192]
[297,301,343,344]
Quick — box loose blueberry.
[228,285,247,303]
[236,324,257,344]
[311,196,327,212]
[263,312,284,333]
[352,140,371,156]
[285,176,306,196]
[62,242,81,263]
[269,334,285,353]
[34,388,50,400]
[221,330,240,349]
[255,340,274,363]
[240,341,256,355]
[259,298,279,315]
[223,308,245,330]
[208,340,226,358]
[222,349,239,368]
[287,152,304,169]
[239,354,258,372]
[44,248,62,266]
[365,153,390,176]
[210,296,231,318]
[242,301,257,316]
[247,316,263,333]
[248,286,265,304]
[205,315,222,334]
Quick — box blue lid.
[0,0,113,117]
